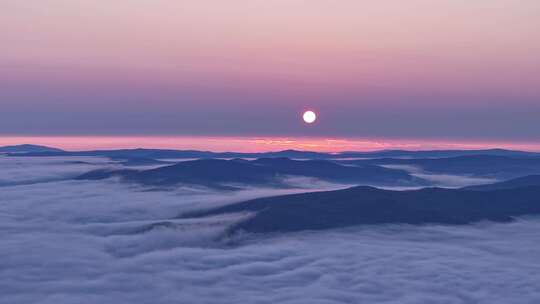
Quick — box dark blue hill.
[10,147,540,159]
[77,158,425,188]
[0,144,63,153]
[182,176,540,233]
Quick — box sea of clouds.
[379,164,498,188]
[1,156,539,303]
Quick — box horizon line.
[2,135,540,153]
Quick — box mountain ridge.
[181,175,540,233]
[7,147,540,159]
[0,144,64,153]
[76,157,426,189]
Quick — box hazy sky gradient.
[1,0,539,141]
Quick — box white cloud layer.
[380,164,498,188]
[1,157,539,303]
[0,156,113,186]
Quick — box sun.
[303,110,317,124]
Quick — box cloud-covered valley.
[1,156,540,303]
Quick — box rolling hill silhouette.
[0,144,64,153]
[77,158,426,188]
[182,175,540,233]
[9,147,540,159]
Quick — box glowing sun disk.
[303,111,317,124]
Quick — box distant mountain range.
[182,175,540,234]
[0,144,64,153]
[4,145,540,159]
[8,144,540,187]
[5,143,540,234]
[77,158,427,189]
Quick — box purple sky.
[1,1,539,142]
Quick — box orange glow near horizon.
[1,136,540,153]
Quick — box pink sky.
[3,0,539,96]
[1,1,539,143]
